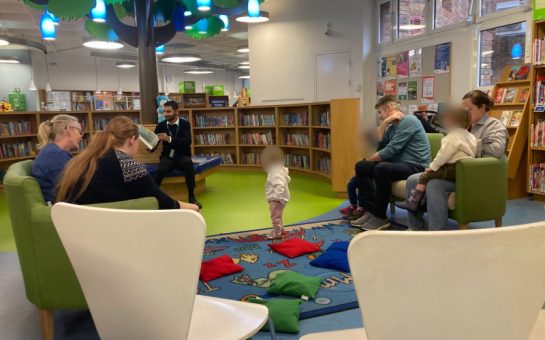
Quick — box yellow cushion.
[391,181,456,210]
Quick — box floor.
[1,170,545,339]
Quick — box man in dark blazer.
[152,100,201,208]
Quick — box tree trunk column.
[134,0,158,124]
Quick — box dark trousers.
[154,156,196,195]
[355,160,424,218]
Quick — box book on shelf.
[196,153,235,164]
[194,114,234,127]
[138,125,160,150]
[241,131,274,145]
[506,64,530,80]
[241,152,261,165]
[494,88,506,103]
[316,156,331,174]
[503,88,517,104]
[284,154,309,169]
[0,141,35,159]
[535,75,545,107]
[531,120,545,147]
[535,37,545,64]
[195,133,228,145]
[500,111,513,127]
[529,163,545,193]
[509,111,523,128]
[284,133,309,146]
[0,120,32,137]
[240,114,275,126]
[314,132,331,149]
[282,112,308,126]
[317,111,330,126]
[516,87,529,103]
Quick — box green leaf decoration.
[22,0,45,11]
[84,19,118,41]
[185,16,224,40]
[182,0,210,19]
[122,0,135,17]
[105,0,131,4]
[113,3,129,18]
[47,0,95,20]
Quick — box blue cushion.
[310,241,350,273]
[146,156,221,178]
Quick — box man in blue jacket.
[152,100,201,208]
[351,95,430,230]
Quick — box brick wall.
[435,0,469,29]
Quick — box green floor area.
[0,170,344,252]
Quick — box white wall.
[248,0,369,106]
[0,50,40,111]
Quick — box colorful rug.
[197,220,361,319]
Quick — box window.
[379,1,392,44]
[434,0,470,29]
[480,0,527,17]
[479,21,526,86]
[398,0,427,39]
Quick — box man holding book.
[151,100,202,208]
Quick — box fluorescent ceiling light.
[238,65,250,69]
[185,25,193,30]
[481,50,494,56]
[184,68,215,74]
[0,57,20,64]
[238,75,250,79]
[236,11,270,23]
[237,46,250,53]
[162,54,202,63]
[83,40,124,50]
[116,61,136,69]
[239,61,250,65]
[184,10,192,16]
[0,38,9,46]
[399,24,426,30]
[481,63,489,67]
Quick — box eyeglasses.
[67,126,84,136]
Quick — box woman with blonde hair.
[56,116,199,211]
[32,114,83,203]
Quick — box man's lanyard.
[166,120,179,138]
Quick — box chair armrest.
[452,158,507,224]
[88,197,159,210]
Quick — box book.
[509,111,523,128]
[138,125,160,150]
[494,88,506,103]
[516,87,529,103]
[503,88,516,103]
[500,111,513,126]
[507,66,520,81]
[515,64,530,80]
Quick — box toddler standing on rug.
[261,145,291,239]
[396,106,477,212]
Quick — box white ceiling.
[0,0,252,70]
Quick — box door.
[316,51,351,101]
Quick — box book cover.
[515,64,530,80]
[507,65,521,81]
[494,88,506,103]
[500,111,513,126]
[516,87,530,103]
[503,88,517,103]
[138,125,159,150]
[509,111,523,128]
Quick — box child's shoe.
[395,189,425,212]
[343,208,365,221]
[339,205,356,215]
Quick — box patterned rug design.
[197,220,361,319]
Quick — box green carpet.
[0,170,343,252]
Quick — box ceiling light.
[91,0,107,23]
[29,79,37,91]
[481,50,494,56]
[184,10,192,16]
[0,38,9,46]
[40,12,56,41]
[162,53,202,63]
[0,57,19,64]
[185,25,193,30]
[238,75,250,79]
[237,46,250,53]
[219,15,229,31]
[197,0,211,11]
[116,61,136,69]
[239,61,250,65]
[83,40,124,50]
[156,44,165,55]
[399,24,426,30]
[197,19,208,34]
[46,82,52,92]
[238,65,250,69]
[184,68,215,74]
[236,11,270,23]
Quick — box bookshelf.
[38,90,141,112]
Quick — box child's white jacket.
[265,164,291,203]
[429,128,477,171]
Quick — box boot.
[188,194,202,209]
[395,189,424,212]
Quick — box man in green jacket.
[351,95,430,230]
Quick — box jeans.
[356,161,424,219]
[406,173,456,231]
[347,176,364,207]
[154,156,196,195]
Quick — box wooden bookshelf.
[0,99,360,195]
[489,65,532,199]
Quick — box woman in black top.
[56,116,199,211]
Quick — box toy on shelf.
[0,100,13,112]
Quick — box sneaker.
[361,214,391,231]
[343,209,364,222]
[350,212,372,227]
[340,205,356,215]
[395,189,424,212]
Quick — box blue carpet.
[199,221,360,319]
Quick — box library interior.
[1,0,545,339]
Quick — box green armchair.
[3,160,159,340]
[391,133,508,229]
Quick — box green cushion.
[248,298,302,334]
[267,271,322,299]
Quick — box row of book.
[314,132,331,149]
[196,153,235,164]
[531,120,545,147]
[0,141,35,160]
[1,120,32,137]
[494,87,529,105]
[195,133,229,145]
[240,114,275,127]
[283,133,309,146]
[93,118,139,131]
[284,154,310,169]
[316,111,330,126]
[281,112,309,126]
[194,115,234,128]
[316,156,331,174]
[535,75,545,108]
[77,138,89,150]
[534,38,545,65]
[241,152,261,165]
[241,132,274,145]
[529,163,545,193]
[499,110,523,128]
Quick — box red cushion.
[200,255,244,282]
[268,237,321,258]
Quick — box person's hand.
[157,133,170,142]
[385,111,404,124]
[424,168,433,173]
[179,201,200,212]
